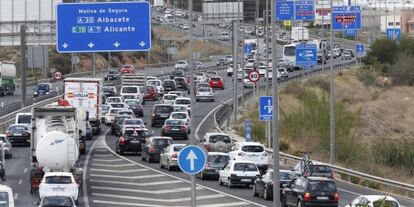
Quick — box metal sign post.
[329,0,336,165]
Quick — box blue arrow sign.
[276,1,294,21]
[386,28,401,40]
[178,145,207,175]
[244,120,252,142]
[344,30,357,36]
[243,44,252,54]
[332,6,362,30]
[296,44,317,68]
[356,44,364,53]
[259,96,273,121]
[295,1,315,20]
[56,2,151,53]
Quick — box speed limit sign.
[248,70,260,83]
[53,71,63,80]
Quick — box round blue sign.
[178,145,207,175]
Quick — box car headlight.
[34,92,37,95]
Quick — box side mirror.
[256,174,262,179]
[202,138,206,142]
[144,122,147,126]
[282,183,289,188]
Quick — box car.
[119,64,135,74]
[0,134,12,158]
[292,162,334,178]
[104,108,123,125]
[162,80,177,92]
[124,100,144,117]
[174,60,189,70]
[278,68,289,79]
[120,86,144,104]
[197,152,229,180]
[245,59,256,67]
[85,121,93,140]
[104,69,120,81]
[253,169,297,200]
[102,86,117,98]
[105,96,123,104]
[143,85,158,101]
[174,97,190,108]
[161,119,189,140]
[344,195,401,207]
[170,70,185,79]
[216,58,226,66]
[343,50,354,60]
[116,110,135,118]
[39,172,80,202]
[6,124,30,146]
[181,24,189,30]
[258,65,268,77]
[141,136,173,163]
[111,115,132,136]
[161,94,178,105]
[100,105,110,123]
[208,76,225,90]
[151,104,175,127]
[196,87,214,102]
[174,77,188,90]
[15,112,32,126]
[193,61,203,70]
[194,72,208,83]
[243,78,256,89]
[226,64,241,77]
[169,112,190,126]
[147,79,164,96]
[281,176,339,207]
[108,103,126,109]
[229,142,268,171]
[33,83,53,97]
[37,195,76,207]
[224,55,233,64]
[202,132,233,152]
[168,91,184,97]
[116,127,151,155]
[219,160,260,188]
[195,83,210,91]
[205,70,218,78]
[160,144,186,170]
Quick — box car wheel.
[264,187,270,200]
[227,178,233,188]
[141,154,146,161]
[200,172,205,180]
[167,161,172,171]
[147,154,151,163]
[119,148,124,156]
[218,177,223,186]
[297,200,303,207]
[111,129,115,135]
[253,184,259,197]
[151,123,155,127]
[159,159,164,168]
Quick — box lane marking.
[338,187,360,196]
[95,149,108,152]
[14,193,18,200]
[92,158,123,162]
[93,154,113,157]
[90,174,164,179]
[92,193,226,202]
[199,202,250,207]
[90,168,149,173]
[18,179,22,185]
[91,163,135,167]
[90,179,183,186]
[91,186,202,194]
[93,200,250,207]
[23,168,28,173]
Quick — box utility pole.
[92,53,96,78]
[255,0,260,97]
[271,0,281,206]
[233,20,239,126]
[265,0,270,148]
[20,25,27,108]
[329,0,336,165]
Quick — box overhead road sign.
[276,1,295,21]
[296,44,317,68]
[344,30,357,36]
[248,70,260,83]
[295,1,315,20]
[56,2,151,53]
[386,28,401,41]
[178,145,207,175]
[332,6,362,30]
[259,96,273,121]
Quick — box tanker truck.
[29,106,82,196]
[0,61,16,96]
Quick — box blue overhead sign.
[332,6,362,30]
[56,2,151,53]
[295,1,315,20]
[386,28,401,40]
[276,1,295,21]
[178,145,207,175]
[259,96,273,121]
[296,44,317,68]
[344,30,357,36]
[244,120,252,142]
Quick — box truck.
[0,61,16,96]
[64,78,102,135]
[291,26,309,42]
[153,0,164,8]
[30,106,82,194]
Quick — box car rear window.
[312,165,332,173]
[209,135,231,143]
[210,78,221,81]
[242,145,264,152]
[171,113,187,119]
[17,115,31,124]
[154,106,174,113]
[110,103,124,108]
[122,87,138,93]
[148,81,160,86]
[124,119,144,125]
[198,87,211,92]
[165,120,185,126]
[164,95,177,100]
[234,163,258,171]
[176,99,190,105]
[45,176,72,184]
[208,155,230,163]
[124,130,147,138]
[109,109,120,114]
[308,181,337,191]
[42,196,74,206]
[8,125,28,132]
[151,139,172,146]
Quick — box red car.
[119,64,135,74]
[208,76,225,89]
[143,85,158,101]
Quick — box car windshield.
[312,165,332,173]
[210,78,221,81]
[208,155,230,164]
[103,87,115,92]
[109,109,120,115]
[308,181,336,191]
[42,196,74,207]
[17,115,31,124]
[234,163,258,171]
[242,145,264,152]
[176,99,190,105]
[177,61,186,64]
[151,139,172,146]
[108,70,118,74]
[165,120,185,126]
[372,200,399,207]
[148,81,161,86]
[198,87,211,92]
[0,192,9,207]
[8,125,28,133]
[125,100,140,105]
[163,81,175,86]
[209,135,231,143]
[122,87,138,93]
[154,106,174,113]
[173,145,185,152]
[110,103,124,108]
[124,130,147,138]
[107,98,121,103]
[284,46,296,56]
[45,175,72,184]
[124,119,144,125]
[101,105,110,112]
[164,95,177,100]
[172,113,187,119]
[175,78,185,83]
[37,84,50,91]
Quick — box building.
[400,9,414,36]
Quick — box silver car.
[160,144,186,171]
[0,135,12,159]
[195,87,214,102]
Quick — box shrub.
[389,53,414,86]
[357,66,378,86]
[367,38,398,65]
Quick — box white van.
[15,113,31,126]
[120,86,144,103]
[0,184,14,207]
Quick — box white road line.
[18,179,23,185]
[93,154,113,157]
[92,193,226,202]
[90,174,164,179]
[23,168,28,173]
[95,149,108,152]
[91,186,202,194]
[198,202,250,207]
[93,200,171,207]
[91,163,135,167]
[92,158,123,162]
[90,179,183,186]
[338,187,360,196]
[14,193,18,200]
[90,168,149,173]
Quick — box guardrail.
[212,60,414,198]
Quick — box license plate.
[317,196,329,200]
[213,82,218,84]
[161,115,169,118]
[53,188,64,192]
[130,140,140,144]
[14,134,22,136]
[171,128,179,131]
[241,179,251,182]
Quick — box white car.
[0,184,14,207]
[196,87,214,102]
[162,94,178,105]
[160,144,187,170]
[194,72,207,82]
[168,91,184,97]
[105,108,123,125]
[205,70,218,78]
[224,55,233,64]
[15,112,32,126]
[258,65,268,77]
[245,59,256,67]
[120,86,144,103]
[345,195,401,207]
[39,172,79,202]
[116,110,135,118]
[174,97,191,110]
[105,96,123,104]
[147,79,164,96]
[228,142,268,171]
[227,64,241,77]
[243,78,256,89]
[218,160,260,188]
[169,112,190,126]
[174,60,189,70]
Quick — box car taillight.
[205,163,211,169]
[238,152,245,156]
[148,146,157,153]
[5,132,12,137]
[204,144,211,151]
[334,193,339,202]
[164,126,172,131]
[171,153,178,158]
[119,137,126,145]
[303,192,311,202]
[180,126,187,132]
[329,172,335,179]
[152,113,155,117]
